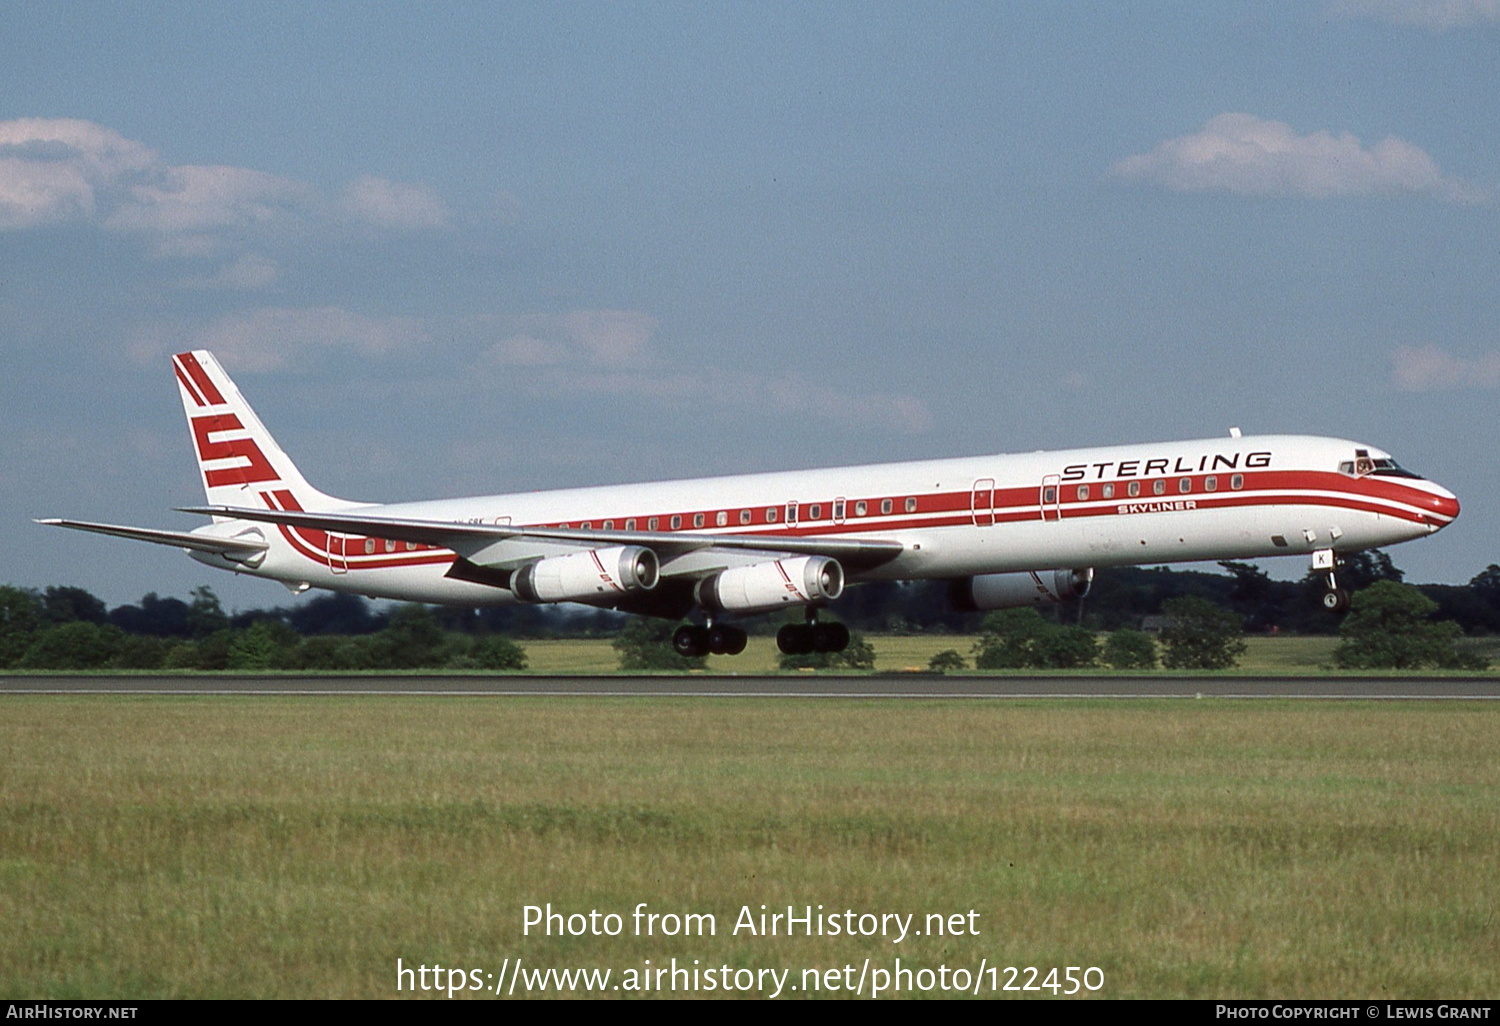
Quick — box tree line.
[1,551,1495,672]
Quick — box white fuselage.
[195,433,1460,609]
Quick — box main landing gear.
[672,622,747,658]
[1312,548,1351,613]
[775,611,850,656]
[672,611,852,658]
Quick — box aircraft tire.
[811,622,850,653]
[777,623,813,656]
[1322,588,1351,613]
[708,625,748,656]
[673,625,709,658]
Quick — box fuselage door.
[971,478,996,527]
[326,532,349,574]
[1040,475,1062,522]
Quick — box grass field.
[2,696,1496,999]
[523,633,1365,675]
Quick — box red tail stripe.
[175,351,226,407]
[174,361,208,408]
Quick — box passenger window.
[602,520,614,530]
[1077,485,1089,501]
[670,515,681,530]
[693,513,705,528]
[625,519,636,530]
[1230,475,1244,490]
[1127,481,1140,497]
[1043,487,1057,503]
[1102,483,1114,499]
[881,499,893,515]
[905,497,917,513]
[364,539,375,554]
[766,508,778,523]
[809,504,821,520]
[855,500,867,516]
[648,517,658,531]
[715,511,728,527]
[1152,480,1166,496]
[385,539,396,552]
[833,499,845,520]
[1204,476,1217,492]
[739,510,752,525]
[1178,478,1191,494]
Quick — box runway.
[2,674,1498,699]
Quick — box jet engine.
[949,568,1093,611]
[694,555,844,614]
[511,545,659,604]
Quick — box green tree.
[1102,629,1157,670]
[928,649,967,673]
[1332,581,1487,670]
[467,635,528,671]
[188,586,231,638]
[367,605,448,668]
[18,622,126,669]
[613,618,707,671]
[0,586,42,667]
[1158,596,1246,670]
[41,586,108,625]
[228,620,300,670]
[972,608,1097,669]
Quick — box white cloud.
[1330,0,1500,30]
[0,118,456,271]
[138,306,431,372]
[479,309,932,434]
[340,175,450,229]
[105,164,311,235]
[0,118,155,228]
[1392,345,1500,390]
[1111,113,1485,203]
[178,254,282,291]
[486,310,658,367]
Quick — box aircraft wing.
[178,504,906,572]
[36,518,270,557]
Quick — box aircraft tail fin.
[172,350,355,515]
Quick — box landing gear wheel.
[1322,588,1351,613]
[707,625,748,656]
[777,623,814,655]
[810,622,850,653]
[673,625,710,658]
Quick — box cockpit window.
[1370,458,1422,479]
[1340,456,1423,479]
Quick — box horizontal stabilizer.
[36,518,269,557]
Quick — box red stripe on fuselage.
[247,469,1449,578]
[260,490,456,571]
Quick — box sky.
[2,1,1497,611]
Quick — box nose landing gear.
[1312,548,1351,613]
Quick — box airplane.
[40,350,1460,657]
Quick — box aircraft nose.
[1425,486,1460,527]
